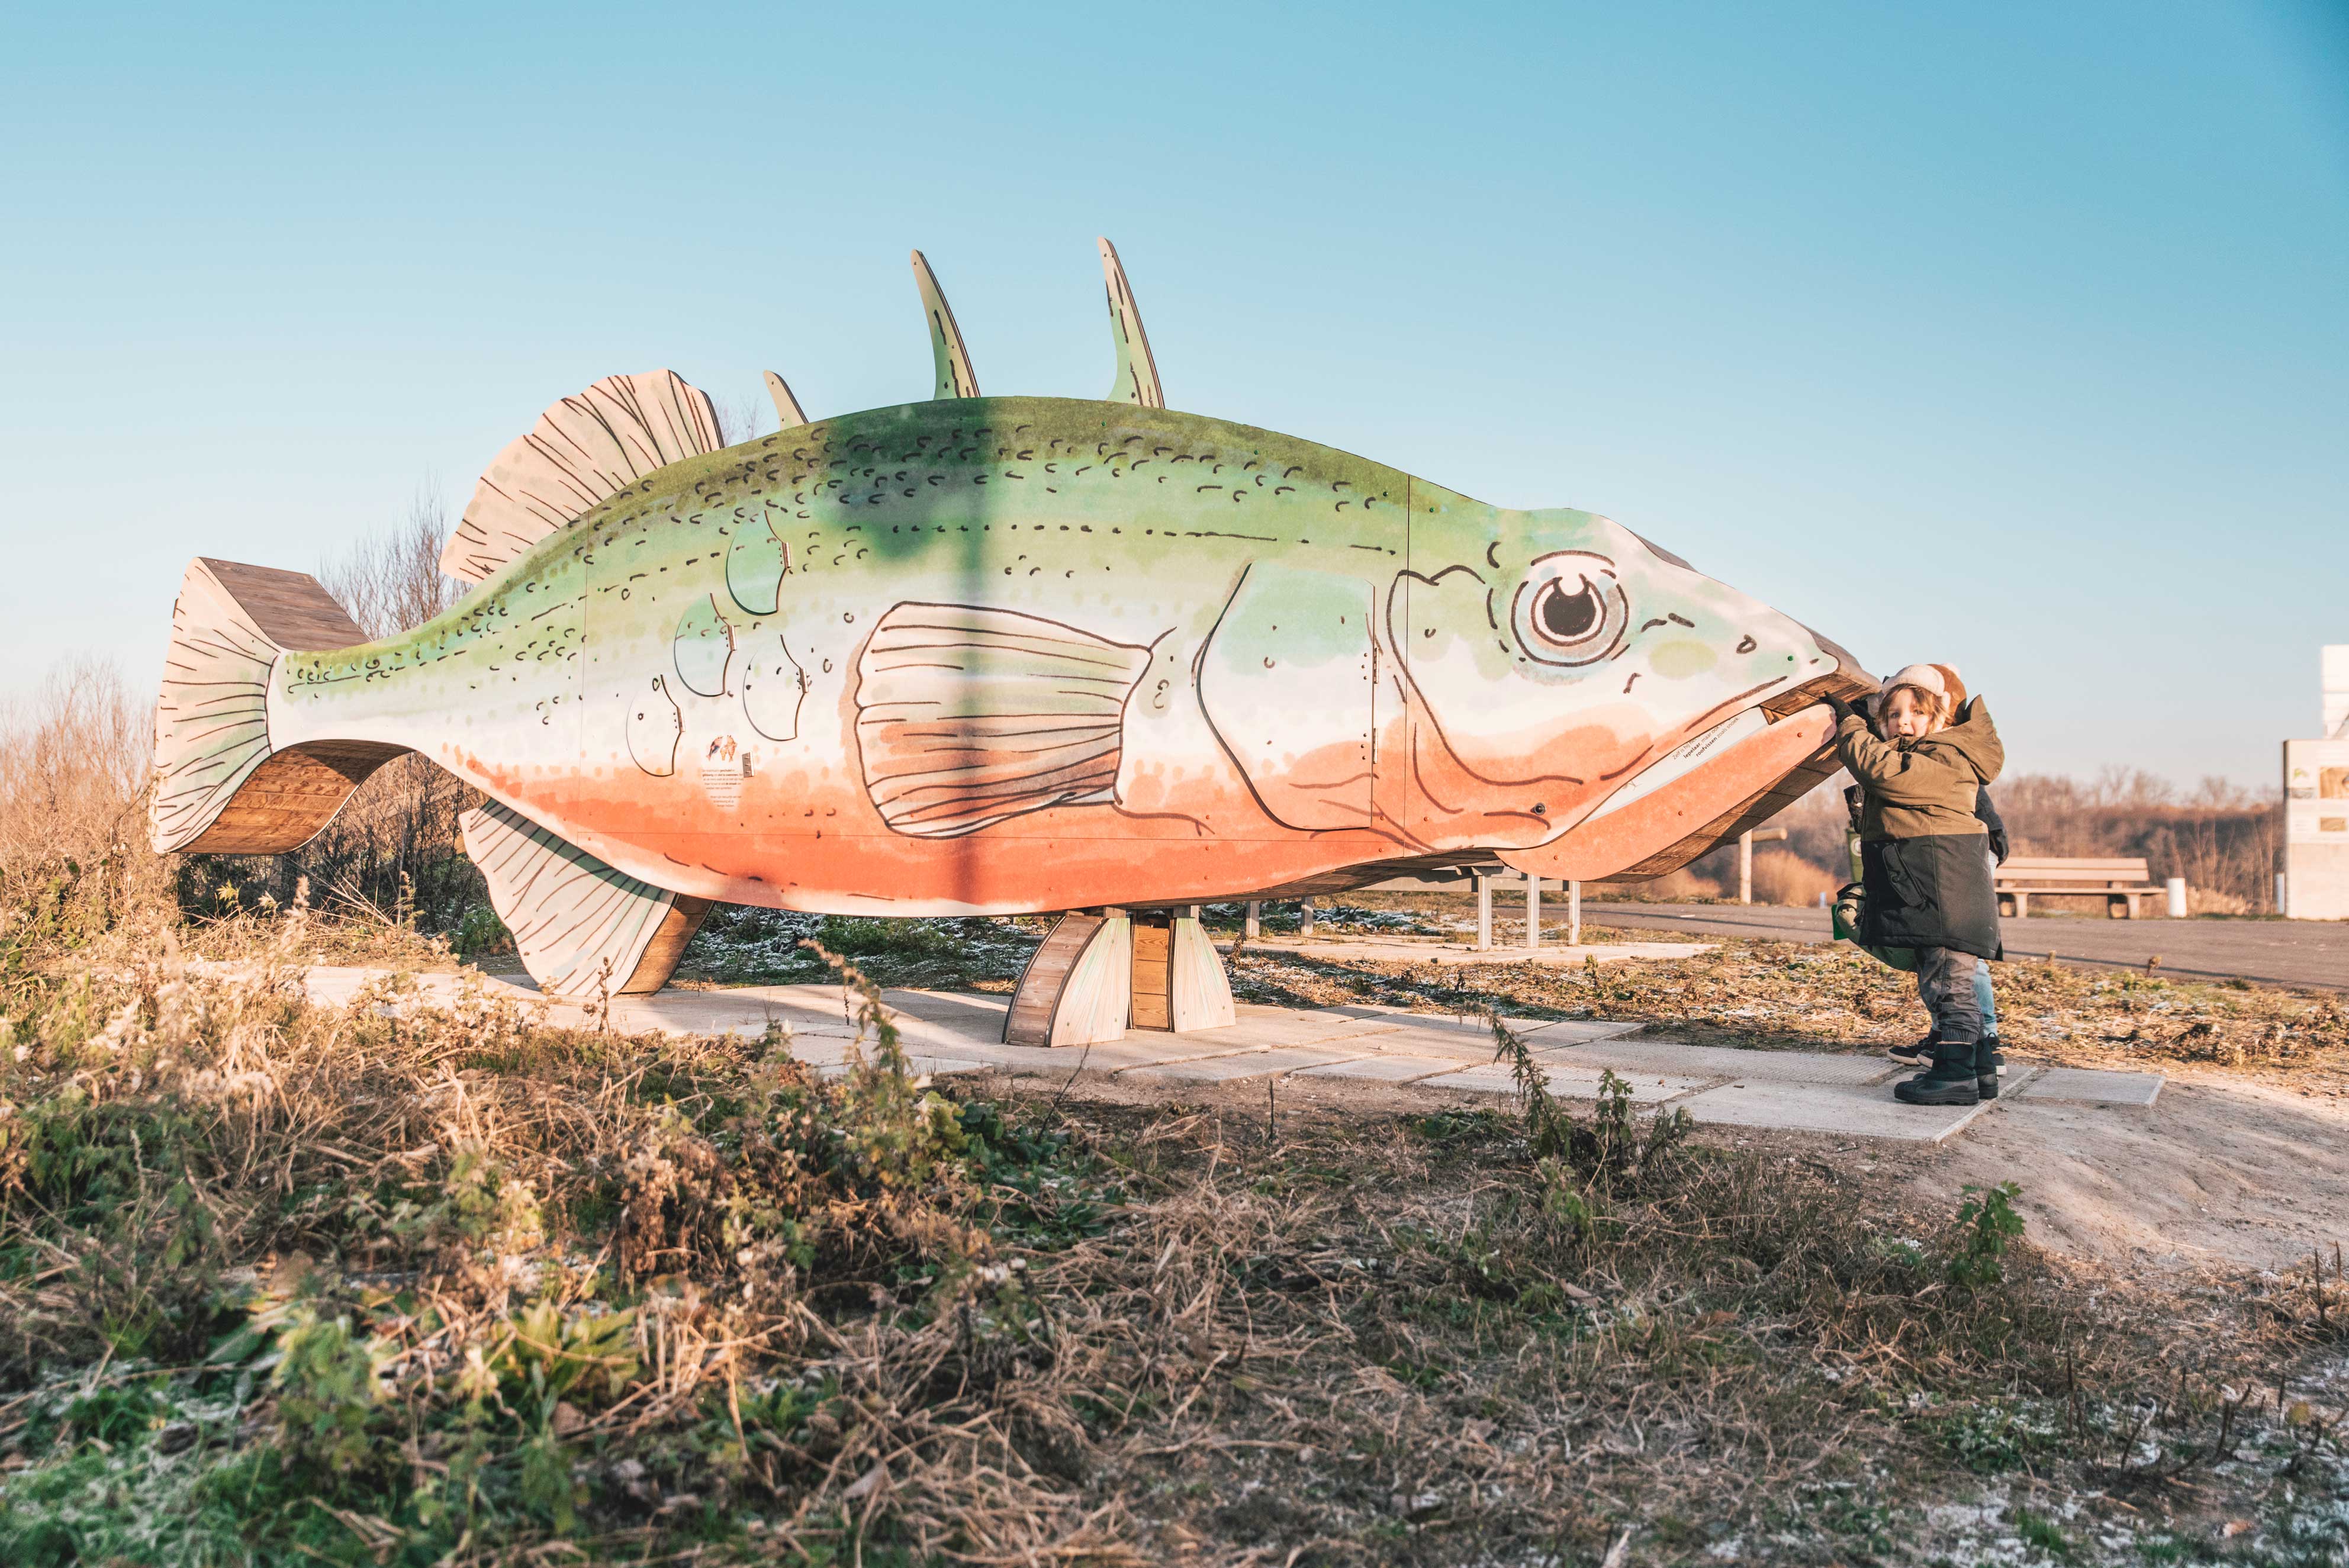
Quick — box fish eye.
[1537,579,1602,640]
[1511,552,1628,666]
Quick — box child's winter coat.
[1835,699,2006,960]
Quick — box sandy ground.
[1901,1070,2349,1274]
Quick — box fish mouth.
[1578,707,1773,826]
[1573,670,1859,829]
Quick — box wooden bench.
[1995,857,2171,919]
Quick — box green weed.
[1948,1181,2027,1292]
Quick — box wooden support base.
[1168,914,1237,1031]
[1004,910,1234,1045]
[1004,913,1131,1047]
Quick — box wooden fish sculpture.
[152,241,1872,996]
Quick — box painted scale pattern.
[150,242,1871,1002]
[242,392,1851,915]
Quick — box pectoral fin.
[461,800,709,997]
[854,603,1153,837]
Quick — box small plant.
[1935,1398,2063,1473]
[815,915,959,960]
[271,1306,387,1476]
[2009,1502,2076,1561]
[1946,1181,2026,1292]
[452,901,513,958]
[1491,1012,1572,1158]
[1489,1018,1694,1187]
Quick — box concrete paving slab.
[1291,1055,1466,1084]
[2013,1067,2164,1107]
[1172,1012,1417,1050]
[1417,1064,1711,1103]
[1551,1039,1898,1086]
[295,965,2151,1148]
[1018,1036,1253,1071]
[863,990,1011,1023]
[1671,1080,1988,1142]
[1529,1020,1648,1047]
[1119,1047,1376,1084]
[622,999,860,1040]
[1283,1004,1637,1045]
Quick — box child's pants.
[1976,844,2000,1036]
[1916,948,1983,1045]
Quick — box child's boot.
[1895,1036,1981,1106]
[1975,1035,2004,1099]
[1888,1035,1936,1067]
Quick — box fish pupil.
[1540,579,1600,641]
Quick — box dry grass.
[0,591,2340,1561]
[1217,893,2349,1090]
[0,895,2341,1564]
[0,661,172,980]
[0,658,148,875]
[1748,848,1836,909]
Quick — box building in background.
[2283,644,2349,919]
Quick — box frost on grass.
[0,875,2343,1564]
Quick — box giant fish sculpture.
[152,242,1870,1004]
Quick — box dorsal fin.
[440,370,722,584]
[1098,237,1164,408]
[763,370,808,429]
[910,249,979,400]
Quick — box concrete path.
[1585,901,2349,991]
[305,966,2163,1147]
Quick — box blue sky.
[4,1,2343,787]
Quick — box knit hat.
[1881,662,1968,712]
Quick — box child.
[1826,664,2005,1106]
[1871,781,2008,1081]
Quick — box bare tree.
[712,389,773,449]
[242,484,487,928]
[0,656,149,874]
[320,484,464,640]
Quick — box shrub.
[1751,848,1836,907]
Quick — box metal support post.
[1474,875,1492,951]
[1738,830,1753,904]
[1567,879,1581,946]
[1300,898,1315,937]
[1244,900,1261,939]
[1525,877,1542,950]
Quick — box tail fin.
[150,558,402,854]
